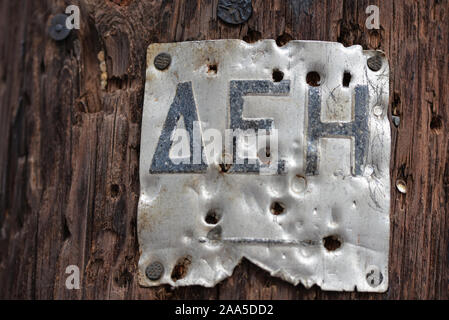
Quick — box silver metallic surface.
[138,40,390,292]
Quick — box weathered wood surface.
[0,0,448,300]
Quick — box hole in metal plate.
[323,235,342,251]
[205,210,221,225]
[270,201,286,215]
[171,256,192,282]
[272,69,284,82]
[306,71,321,86]
[208,63,218,74]
[343,71,351,87]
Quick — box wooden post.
[0,0,448,299]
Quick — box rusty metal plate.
[138,40,390,292]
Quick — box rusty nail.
[154,53,171,71]
[367,55,383,72]
[145,261,164,281]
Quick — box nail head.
[154,53,171,71]
[217,0,253,25]
[49,14,71,41]
[145,261,164,281]
[366,266,383,288]
[367,55,383,72]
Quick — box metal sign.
[138,40,390,292]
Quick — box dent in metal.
[138,40,390,292]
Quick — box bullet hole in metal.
[208,64,218,74]
[276,33,293,47]
[343,71,351,87]
[306,71,321,87]
[219,162,232,173]
[272,69,284,82]
[205,210,221,225]
[270,201,286,215]
[171,256,192,282]
[323,235,342,251]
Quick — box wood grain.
[0,0,448,300]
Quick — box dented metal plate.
[138,40,390,292]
